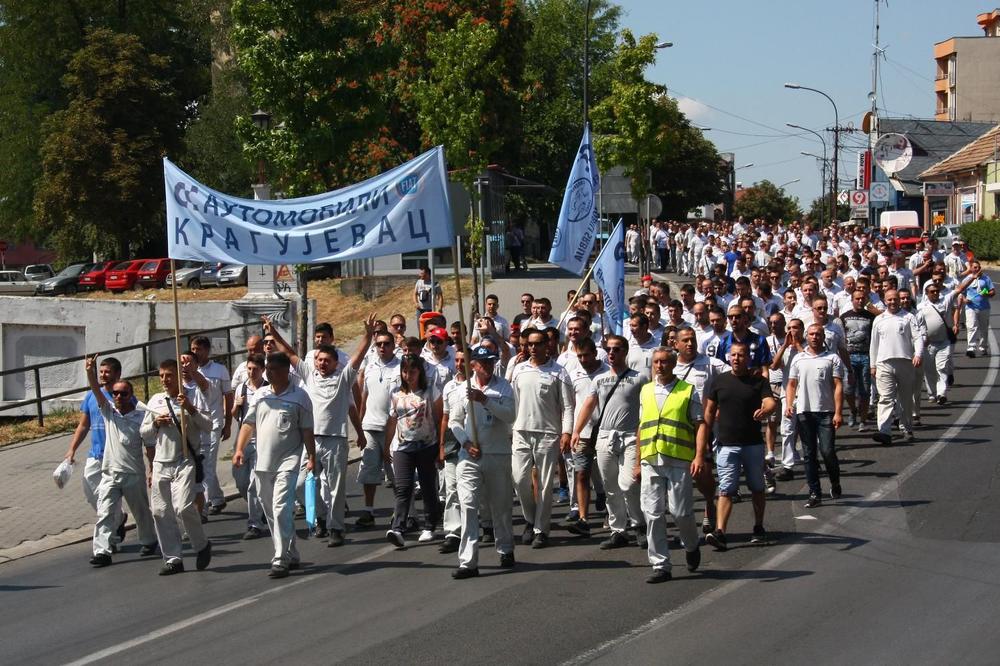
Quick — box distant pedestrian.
[413,267,443,318]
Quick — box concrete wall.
[0,295,306,416]
[955,38,1000,123]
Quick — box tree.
[805,195,850,227]
[33,28,185,259]
[732,180,802,223]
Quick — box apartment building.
[934,9,1000,122]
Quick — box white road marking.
[794,514,818,520]
[63,543,398,665]
[563,331,999,666]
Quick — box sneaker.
[564,508,580,523]
[765,474,777,495]
[750,525,768,544]
[243,526,265,540]
[386,529,406,549]
[967,349,976,358]
[294,504,305,518]
[685,547,701,572]
[418,529,436,543]
[531,533,549,549]
[452,567,479,580]
[830,483,843,499]
[159,560,184,576]
[208,501,227,515]
[646,569,672,584]
[268,565,289,579]
[499,552,515,569]
[595,493,608,513]
[847,415,857,428]
[438,535,460,554]
[805,495,822,509]
[481,527,495,544]
[195,541,212,571]
[311,525,329,539]
[904,430,915,442]
[857,422,869,433]
[89,553,112,568]
[327,530,345,547]
[139,542,158,557]
[521,523,535,546]
[912,416,922,427]
[702,515,714,535]
[774,467,794,481]
[937,396,948,405]
[567,519,591,537]
[871,432,893,446]
[383,478,394,489]
[600,531,629,550]
[355,512,375,528]
[705,529,727,552]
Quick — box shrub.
[961,217,1000,261]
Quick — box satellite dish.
[874,133,912,174]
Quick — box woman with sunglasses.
[384,354,444,548]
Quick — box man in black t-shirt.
[703,342,777,551]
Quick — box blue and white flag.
[164,146,453,265]
[592,219,625,336]
[549,124,600,275]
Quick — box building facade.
[934,10,1000,122]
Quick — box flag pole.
[554,261,598,333]
[451,242,479,448]
[169,259,188,453]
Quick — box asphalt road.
[2,319,998,665]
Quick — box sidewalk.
[0,261,656,564]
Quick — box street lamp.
[788,122,828,225]
[251,109,272,199]
[778,178,800,189]
[738,163,754,169]
[785,83,839,224]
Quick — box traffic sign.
[851,206,870,219]
[837,191,849,205]
[850,190,869,207]
[0,241,7,252]
[869,182,890,203]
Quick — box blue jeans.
[796,412,840,497]
[849,353,872,402]
[716,444,766,496]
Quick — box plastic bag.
[304,472,317,528]
[53,459,74,490]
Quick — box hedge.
[961,217,1000,261]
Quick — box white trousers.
[923,342,951,400]
[84,456,122,545]
[151,460,207,563]
[200,427,225,506]
[595,431,641,533]
[93,471,156,555]
[876,358,914,435]
[457,452,514,569]
[232,443,265,529]
[442,454,461,536]
[315,435,348,532]
[256,469,300,567]
[512,431,560,535]
[641,462,699,570]
[966,308,990,352]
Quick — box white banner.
[593,219,625,336]
[549,124,601,275]
[164,147,453,264]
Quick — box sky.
[616,0,994,209]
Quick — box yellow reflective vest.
[638,380,696,462]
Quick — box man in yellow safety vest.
[632,347,707,584]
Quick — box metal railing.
[0,321,260,426]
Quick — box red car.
[77,260,118,291]
[136,258,172,289]
[105,259,147,293]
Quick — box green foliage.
[732,180,802,223]
[805,196,850,226]
[591,30,668,202]
[32,28,186,259]
[960,217,1000,260]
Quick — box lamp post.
[801,151,830,225]
[778,178,801,189]
[251,109,272,201]
[785,83,839,227]
[788,122,828,224]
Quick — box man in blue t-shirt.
[64,356,128,545]
[961,261,995,358]
[714,305,772,376]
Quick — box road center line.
[563,330,999,666]
[64,543,398,666]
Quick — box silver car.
[217,264,247,287]
[0,270,39,295]
[163,260,206,289]
[23,264,55,282]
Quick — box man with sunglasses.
[511,293,534,329]
[84,356,157,567]
[714,305,772,376]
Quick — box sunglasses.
[429,338,444,345]
[375,341,394,347]
[111,390,130,397]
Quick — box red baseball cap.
[426,326,448,340]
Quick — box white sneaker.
[418,529,435,542]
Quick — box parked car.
[35,262,94,296]
[217,264,248,287]
[104,259,147,293]
[23,264,55,282]
[136,258,173,289]
[0,270,38,295]
[200,262,224,288]
[78,260,119,291]
[932,223,962,249]
[164,261,206,289]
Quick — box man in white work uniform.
[357,330,402,526]
[189,335,233,518]
[231,352,268,540]
[869,289,923,445]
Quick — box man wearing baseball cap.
[421,326,456,380]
